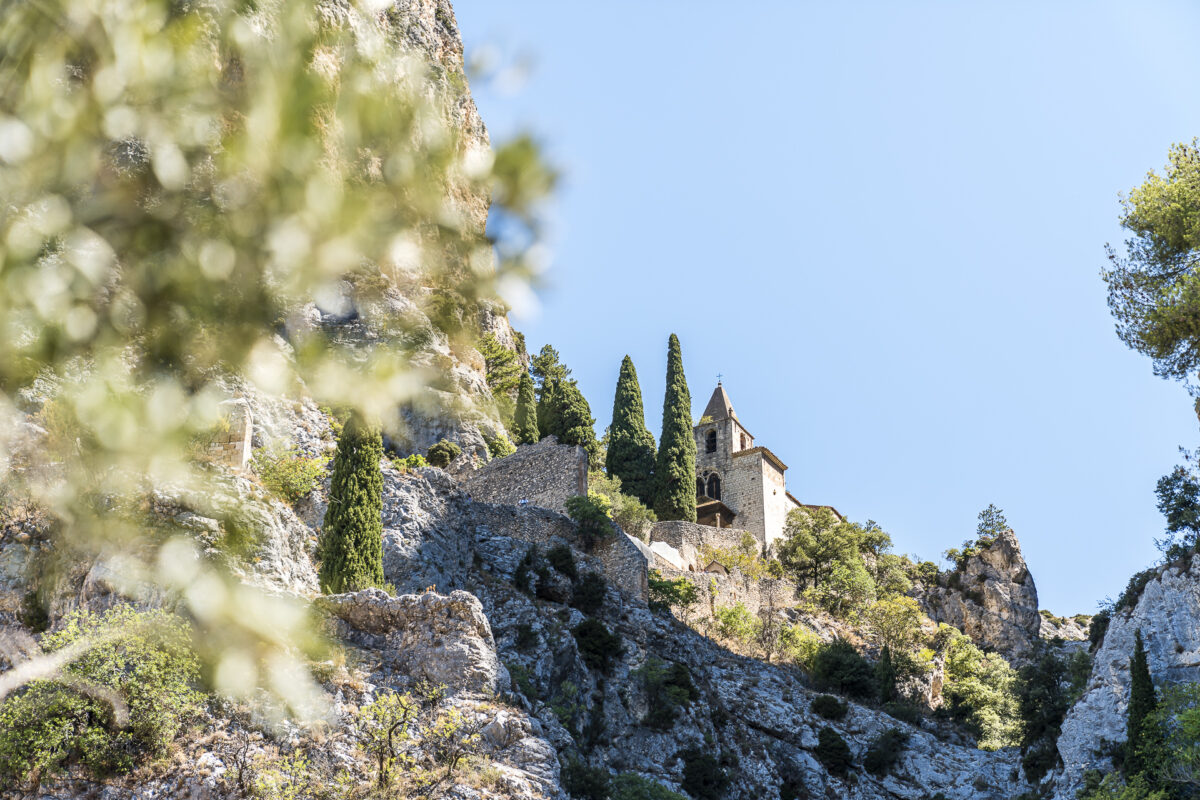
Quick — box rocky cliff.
[919,529,1043,664]
[1053,555,1200,798]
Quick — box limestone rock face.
[320,587,500,694]
[1053,555,1200,798]
[919,530,1042,664]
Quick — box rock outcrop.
[1053,555,1200,798]
[919,529,1042,664]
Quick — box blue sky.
[455,1,1200,614]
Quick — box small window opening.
[707,474,721,501]
[705,430,717,454]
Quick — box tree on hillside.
[512,372,540,445]
[478,333,522,425]
[1155,463,1200,557]
[531,344,571,395]
[977,504,1008,540]
[538,375,600,467]
[319,412,385,594]
[654,334,697,522]
[775,507,858,590]
[1103,140,1200,382]
[606,355,657,506]
[1126,629,1160,778]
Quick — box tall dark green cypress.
[606,355,657,506]
[318,412,384,594]
[1125,629,1159,777]
[654,334,697,522]
[513,371,540,445]
[554,380,601,467]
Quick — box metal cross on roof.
[716,373,723,384]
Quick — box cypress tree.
[654,334,697,522]
[1125,629,1158,777]
[537,377,564,440]
[318,412,384,594]
[513,371,540,445]
[553,380,601,467]
[606,355,657,506]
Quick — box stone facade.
[460,435,588,514]
[205,399,252,471]
[692,383,811,548]
[646,520,756,571]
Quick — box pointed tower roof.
[702,382,737,421]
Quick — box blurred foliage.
[0,607,202,786]
[0,0,551,715]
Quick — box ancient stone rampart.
[204,399,252,471]
[468,501,648,603]
[647,520,755,571]
[461,436,587,514]
[660,565,798,619]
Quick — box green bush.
[572,618,624,673]
[561,758,609,800]
[610,772,688,800]
[484,431,516,459]
[864,727,909,777]
[426,438,462,468]
[713,602,762,644]
[811,638,876,700]
[0,607,202,785]
[588,471,657,540]
[515,623,538,651]
[637,658,697,731]
[546,543,578,580]
[883,701,923,726]
[392,453,428,472]
[571,572,608,616]
[810,694,849,720]
[815,727,853,778]
[648,569,698,614]
[565,492,616,550]
[253,447,328,504]
[678,747,729,800]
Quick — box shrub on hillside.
[484,431,516,459]
[815,727,853,778]
[648,570,699,615]
[572,618,624,673]
[610,772,688,800]
[636,658,698,731]
[392,453,429,472]
[426,439,462,468]
[811,638,876,700]
[565,492,617,550]
[810,694,849,721]
[589,471,657,541]
[571,572,608,616]
[677,748,729,800]
[561,758,609,800]
[253,447,328,504]
[713,602,762,644]
[0,607,202,785]
[546,544,578,580]
[864,728,909,777]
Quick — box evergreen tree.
[531,344,570,395]
[605,355,657,506]
[318,412,384,594]
[512,371,540,445]
[875,646,897,704]
[1125,629,1159,778]
[654,334,697,522]
[547,379,600,467]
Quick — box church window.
[696,477,705,497]
[707,474,721,501]
[705,430,717,454]
[740,433,748,450]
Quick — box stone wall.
[204,399,252,471]
[647,520,756,571]
[469,501,648,603]
[660,564,799,620]
[460,436,587,514]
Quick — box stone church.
[694,382,840,548]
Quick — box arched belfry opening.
[705,429,717,454]
[706,474,721,501]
